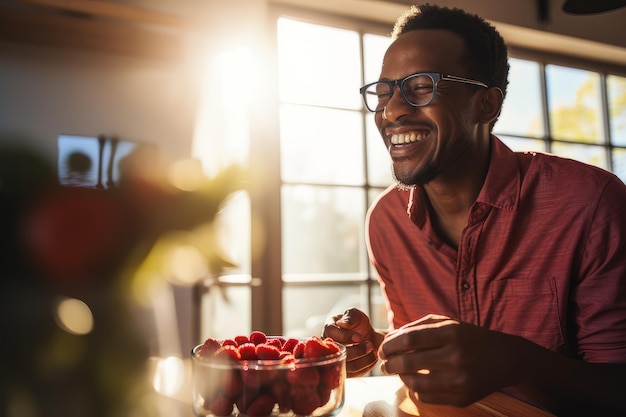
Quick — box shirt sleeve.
[574,176,626,363]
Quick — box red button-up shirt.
[366,136,626,363]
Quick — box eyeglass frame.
[359,72,489,112]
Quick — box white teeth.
[390,132,424,145]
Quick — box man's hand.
[379,314,536,407]
[323,308,385,377]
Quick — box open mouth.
[389,131,429,145]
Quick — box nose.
[382,87,413,122]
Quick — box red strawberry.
[236,389,261,414]
[214,345,241,361]
[238,343,258,360]
[249,331,267,345]
[244,393,275,417]
[286,367,320,387]
[222,338,238,347]
[198,337,221,357]
[270,380,291,412]
[304,336,339,358]
[256,344,281,360]
[219,370,243,399]
[279,352,295,363]
[282,338,300,353]
[292,341,305,359]
[234,335,250,345]
[266,338,282,349]
[319,363,342,389]
[290,386,321,415]
[318,384,332,406]
[206,394,234,417]
[241,369,278,389]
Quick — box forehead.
[380,29,468,79]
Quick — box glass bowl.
[191,338,346,417]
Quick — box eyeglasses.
[359,72,489,113]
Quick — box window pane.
[280,104,364,185]
[282,185,365,275]
[612,147,626,184]
[366,113,394,187]
[551,142,608,170]
[277,18,361,109]
[283,284,371,337]
[499,135,545,153]
[201,280,251,340]
[546,65,604,144]
[494,58,544,137]
[215,190,251,274]
[363,33,392,84]
[608,74,626,146]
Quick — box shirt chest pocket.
[490,276,565,351]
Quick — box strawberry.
[206,394,234,417]
[292,341,305,359]
[249,331,267,345]
[241,369,278,389]
[219,370,243,399]
[304,336,339,358]
[234,335,250,345]
[222,338,238,348]
[289,386,321,415]
[256,344,281,360]
[270,380,291,412]
[319,363,342,389]
[266,338,282,349]
[197,337,221,357]
[214,345,241,361]
[238,343,258,360]
[279,352,295,363]
[318,384,332,406]
[286,367,320,387]
[236,388,261,414]
[282,338,300,353]
[244,393,275,417]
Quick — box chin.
[392,168,436,188]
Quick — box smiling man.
[323,4,626,416]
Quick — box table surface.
[338,376,556,417]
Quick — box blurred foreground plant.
[0,143,244,417]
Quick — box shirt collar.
[476,135,520,211]
[408,135,521,225]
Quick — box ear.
[479,87,504,125]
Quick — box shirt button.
[461,281,471,290]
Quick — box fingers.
[322,308,372,344]
[380,318,459,360]
[345,343,378,377]
[403,374,475,408]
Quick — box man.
[323,4,626,416]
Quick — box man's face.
[375,29,482,186]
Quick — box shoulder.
[516,151,625,195]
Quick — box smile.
[389,131,428,145]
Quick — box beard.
[391,161,439,189]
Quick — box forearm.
[517,345,626,416]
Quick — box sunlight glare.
[168,158,204,191]
[152,356,184,396]
[169,244,208,284]
[54,297,94,335]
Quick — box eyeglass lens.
[364,73,435,111]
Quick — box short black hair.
[392,4,509,100]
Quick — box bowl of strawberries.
[191,331,346,417]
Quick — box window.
[199,10,626,344]
[494,58,626,182]
[277,18,391,337]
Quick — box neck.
[422,135,491,246]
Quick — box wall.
[0,40,198,167]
